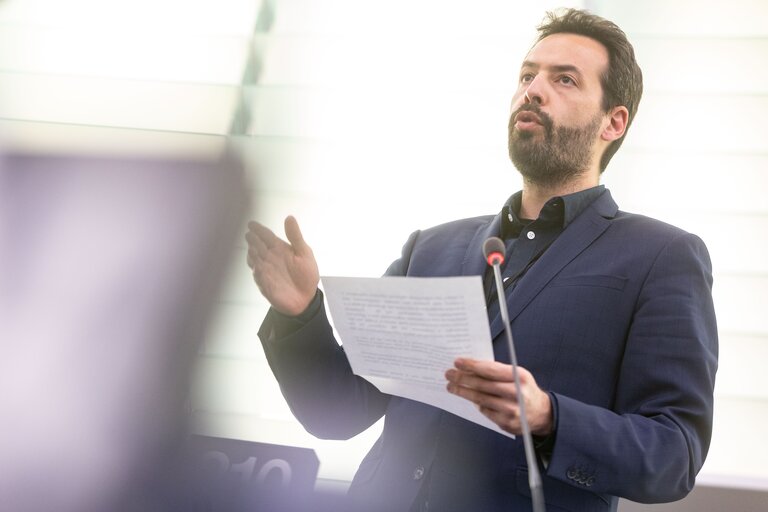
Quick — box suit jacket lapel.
[488,190,619,340]
[461,212,502,278]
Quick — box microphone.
[482,237,545,512]
[483,236,505,266]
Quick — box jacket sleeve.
[545,232,718,502]
[257,230,421,440]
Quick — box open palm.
[246,216,320,316]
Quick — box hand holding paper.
[321,276,514,438]
[446,357,553,437]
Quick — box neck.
[519,173,599,220]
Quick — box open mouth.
[514,111,542,125]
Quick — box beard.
[508,104,603,188]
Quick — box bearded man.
[246,8,718,512]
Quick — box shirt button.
[507,213,514,222]
[413,466,425,480]
[526,231,535,240]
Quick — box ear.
[601,106,629,142]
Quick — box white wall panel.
[627,93,768,154]
[234,136,516,202]
[258,34,525,88]
[255,34,768,96]
[202,302,268,360]
[712,275,768,336]
[0,73,238,133]
[220,247,265,305]
[604,150,768,216]
[271,0,578,36]
[589,0,768,37]
[685,214,768,275]
[704,397,768,479]
[0,120,228,156]
[192,356,284,418]
[0,0,262,36]
[716,334,768,399]
[245,85,511,144]
[0,26,250,84]
[634,38,768,95]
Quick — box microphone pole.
[482,237,545,512]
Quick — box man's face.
[508,33,610,187]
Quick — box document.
[321,276,513,438]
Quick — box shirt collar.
[501,185,606,239]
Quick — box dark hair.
[536,8,643,172]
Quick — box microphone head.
[483,237,505,266]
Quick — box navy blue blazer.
[260,190,718,512]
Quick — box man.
[246,8,718,512]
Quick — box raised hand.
[245,216,320,316]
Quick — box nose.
[524,87,543,105]
[523,76,544,105]
[524,90,541,104]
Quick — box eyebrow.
[520,61,584,78]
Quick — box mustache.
[510,104,553,132]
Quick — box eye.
[520,73,535,84]
[558,75,576,86]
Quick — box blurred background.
[1,0,766,509]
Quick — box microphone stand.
[488,256,545,512]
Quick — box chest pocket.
[550,274,627,291]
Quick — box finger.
[445,369,518,400]
[447,381,518,415]
[248,221,282,249]
[284,216,310,255]
[245,230,270,260]
[247,245,265,275]
[480,403,516,420]
[454,358,517,382]
[479,406,520,435]
[447,383,520,434]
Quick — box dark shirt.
[487,185,606,305]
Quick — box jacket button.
[566,468,578,479]
[586,476,595,487]
[413,466,425,480]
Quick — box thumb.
[284,215,310,254]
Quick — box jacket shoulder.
[384,214,496,277]
[419,214,496,239]
[612,210,705,244]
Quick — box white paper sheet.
[321,275,514,438]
